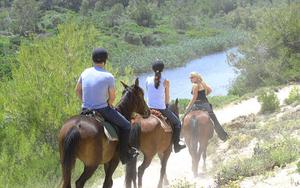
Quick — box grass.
[170,178,195,188]
[216,138,300,186]
[215,103,300,186]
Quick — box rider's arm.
[202,81,212,95]
[75,80,82,101]
[186,84,199,111]
[107,76,116,107]
[108,87,116,107]
[164,79,170,106]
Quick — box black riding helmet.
[92,48,108,63]
[152,60,164,72]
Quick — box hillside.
[92,84,300,188]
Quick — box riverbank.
[116,30,246,75]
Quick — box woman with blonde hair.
[185,72,228,141]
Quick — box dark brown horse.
[182,110,214,177]
[125,100,180,188]
[58,78,150,188]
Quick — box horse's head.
[120,78,150,118]
[168,98,179,118]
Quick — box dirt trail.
[93,84,299,188]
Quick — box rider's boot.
[119,130,139,164]
[173,127,186,153]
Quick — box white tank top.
[146,76,166,109]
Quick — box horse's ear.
[175,98,179,105]
[120,81,129,89]
[134,78,139,87]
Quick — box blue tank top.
[78,66,115,109]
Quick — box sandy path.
[93,84,299,188]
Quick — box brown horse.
[182,110,214,177]
[58,78,150,188]
[125,100,180,188]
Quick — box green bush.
[297,161,300,174]
[230,4,300,94]
[285,87,300,105]
[170,178,195,188]
[217,138,300,185]
[130,2,155,27]
[258,90,280,113]
[104,3,124,27]
[0,21,132,187]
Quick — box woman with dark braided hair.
[145,60,186,153]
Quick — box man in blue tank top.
[75,48,137,164]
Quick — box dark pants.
[156,108,181,129]
[83,106,132,163]
[185,102,228,141]
[96,106,131,131]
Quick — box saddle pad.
[102,121,119,141]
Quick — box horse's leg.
[75,165,98,188]
[197,140,207,175]
[103,153,120,188]
[158,146,172,188]
[138,153,154,188]
[201,139,209,172]
[191,142,199,177]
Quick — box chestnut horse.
[58,78,150,188]
[182,110,214,177]
[125,100,180,188]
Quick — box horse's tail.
[125,124,140,188]
[125,157,137,188]
[190,115,199,149]
[61,125,80,187]
[190,115,199,138]
[129,123,141,149]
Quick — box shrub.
[297,161,300,174]
[258,90,280,113]
[172,15,189,31]
[130,2,155,27]
[285,87,300,105]
[104,3,124,27]
[141,34,162,46]
[124,31,141,45]
[217,138,300,185]
[170,178,195,188]
[228,134,252,149]
[0,21,133,187]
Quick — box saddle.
[131,110,172,133]
[80,109,119,141]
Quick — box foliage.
[129,2,155,27]
[217,138,300,185]
[297,161,300,174]
[230,4,300,95]
[258,90,280,113]
[170,177,195,188]
[285,86,300,105]
[228,133,252,149]
[103,3,124,27]
[11,0,40,35]
[0,36,19,80]
[0,22,132,187]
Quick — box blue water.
[137,48,239,99]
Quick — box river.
[137,48,239,99]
